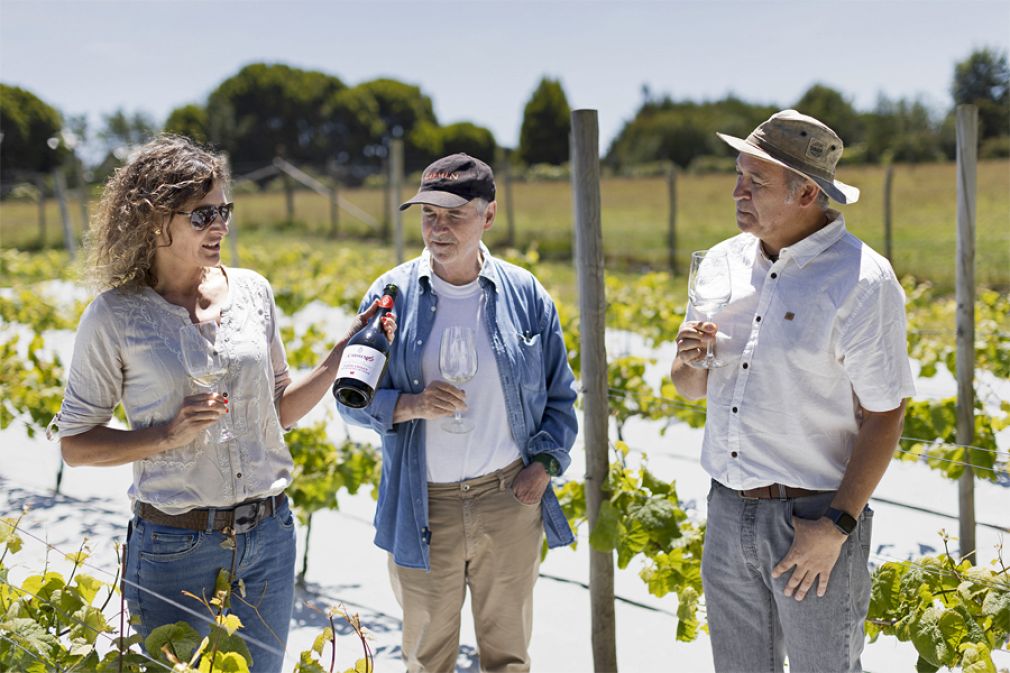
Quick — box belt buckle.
[232,501,261,534]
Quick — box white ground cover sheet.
[2,294,1007,672]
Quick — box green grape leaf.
[73,574,103,605]
[217,613,244,636]
[294,650,327,670]
[199,650,251,673]
[981,589,1010,633]
[0,518,24,554]
[910,607,965,668]
[68,605,111,645]
[869,562,904,619]
[2,617,60,659]
[311,627,333,656]
[295,650,328,673]
[675,586,700,642]
[626,496,682,550]
[959,642,997,673]
[145,621,202,664]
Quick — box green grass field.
[2,160,1007,292]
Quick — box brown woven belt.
[135,494,286,534]
[737,484,826,500]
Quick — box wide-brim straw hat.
[717,109,860,204]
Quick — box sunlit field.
[2,160,1007,293]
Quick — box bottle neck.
[370,295,394,329]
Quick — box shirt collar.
[418,241,499,290]
[777,210,846,269]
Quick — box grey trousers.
[702,480,873,673]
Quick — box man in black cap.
[671,111,914,672]
[340,153,578,672]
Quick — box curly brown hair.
[85,135,229,290]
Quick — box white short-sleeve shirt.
[688,212,916,491]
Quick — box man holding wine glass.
[671,110,914,673]
[339,153,578,673]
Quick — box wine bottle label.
[336,345,387,388]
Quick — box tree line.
[607,48,1009,171]
[1,48,1006,193]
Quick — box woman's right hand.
[161,393,228,448]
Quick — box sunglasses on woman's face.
[175,202,234,231]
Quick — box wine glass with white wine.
[179,321,233,442]
[688,250,732,368]
[439,325,478,433]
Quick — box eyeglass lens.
[190,203,233,230]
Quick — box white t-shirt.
[689,213,916,491]
[423,272,522,483]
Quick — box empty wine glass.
[179,321,233,442]
[439,326,478,433]
[688,250,732,368]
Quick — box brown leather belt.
[135,494,286,534]
[737,484,826,500]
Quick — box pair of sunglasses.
[175,202,234,230]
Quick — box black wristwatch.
[531,453,561,477]
[823,507,858,536]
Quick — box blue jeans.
[702,481,873,673]
[123,499,296,673]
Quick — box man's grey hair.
[471,197,490,216]
[785,171,829,210]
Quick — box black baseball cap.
[399,153,496,211]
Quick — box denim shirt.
[339,244,579,569]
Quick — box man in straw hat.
[671,110,915,672]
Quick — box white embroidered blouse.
[53,267,293,514]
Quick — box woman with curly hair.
[51,135,394,672]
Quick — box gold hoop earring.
[154,228,161,235]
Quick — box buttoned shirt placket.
[218,309,242,500]
[724,242,777,486]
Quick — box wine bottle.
[333,284,398,408]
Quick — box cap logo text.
[424,171,459,181]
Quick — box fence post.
[381,155,391,242]
[666,162,679,275]
[36,175,47,247]
[571,109,617,673]
[955,105,977,562]
[882,161,894,263]
[279,157,295,223]
[223,153,239,266]
[78,182,90,234]
[53,169,76,258]
[327,159,340,239]
[497,147,516,249]
[390,139,405,264]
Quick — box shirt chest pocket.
[516,332,544,392]
[768,292,838,366]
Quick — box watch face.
[827,507,857,535]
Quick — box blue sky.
[2,0,1008,152]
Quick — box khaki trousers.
[389,459,544,673]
